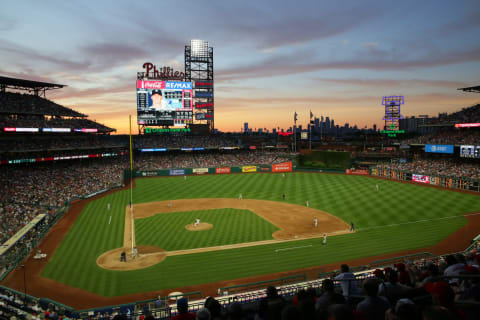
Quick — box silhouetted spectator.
[356,278,390,320]
[171,298,195,320]
[258,286,285,320]
[335,264,359,298]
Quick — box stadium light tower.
[185,40,214,133]
[382,95,404,131]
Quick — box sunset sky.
[1,0,479,134]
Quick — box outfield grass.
[135,208,278,250]
[41,173,480,296]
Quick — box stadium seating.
[377,159,480,180]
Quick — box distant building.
[244,122,249,133]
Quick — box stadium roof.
[458,85,480,93]
[0,75,65,92]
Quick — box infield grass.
[41,172,480,296]
[135,208,278,250]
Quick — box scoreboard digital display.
[460,145,480,158]
[137,80,193,126]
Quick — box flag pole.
[129,115,134,255]
[294,111,297,153]
[309,110,312,151]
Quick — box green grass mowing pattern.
[135,208,278,250]
[133,173,480,229]
[41,173,480,296]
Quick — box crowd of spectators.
[0,115,114,133]
[3,246,478,319]
[427,104,480,125]
[0,92,85,117]
[0,92,114,133]
[135,151,292,171]
[402,128,480,145]
[162,249,480,319]
[0,158,128,246]
[0,135,127,154]
[134,135,239,149]
[376,159,480,180]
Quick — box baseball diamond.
[3,172,479,309]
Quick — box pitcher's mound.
[185,223,213,231]
[97,245,166,271]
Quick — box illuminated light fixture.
[191,39,208,58]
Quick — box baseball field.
[4,172,480,308]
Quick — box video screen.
[137,80,193,126]
[459,145,480,158]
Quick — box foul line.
[275,245,312,252]
[357,212,480,232]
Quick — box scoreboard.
[137,80,193,126]
[460,145,480,158]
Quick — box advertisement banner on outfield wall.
[242,166,257,173]
[193,168,208,174]
[412,174,430,184]
[371,168,378,176]
[216,167,231,174]
[169,169,185,176]
[141,171,158,177]
[345,169,369,175]
[258,165,271,172]
[272,162,293,172]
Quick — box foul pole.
[129,115,134,255]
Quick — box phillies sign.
[142,62,185,80]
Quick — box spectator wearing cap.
[356,278,390,320]
[395,263,412,286]
[379,269,405,305]
[171,298,195,320]
[373,269,385,281]
[424,281,465,320]
[384,298,417,320]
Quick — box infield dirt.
[98,198,351,271]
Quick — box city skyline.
[0,0,479,134]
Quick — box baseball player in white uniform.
[323,234,327,245]
[195,218,200,227]
[376,184,379,191]
[306,200,309,208]
[107,203,110,210]
[239,193,243,200]
[314,217,318,228]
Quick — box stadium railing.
[218,274,306,296]
[368,252,435,269]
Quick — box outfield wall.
[368,167,480,192]
[131,162,293,178]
